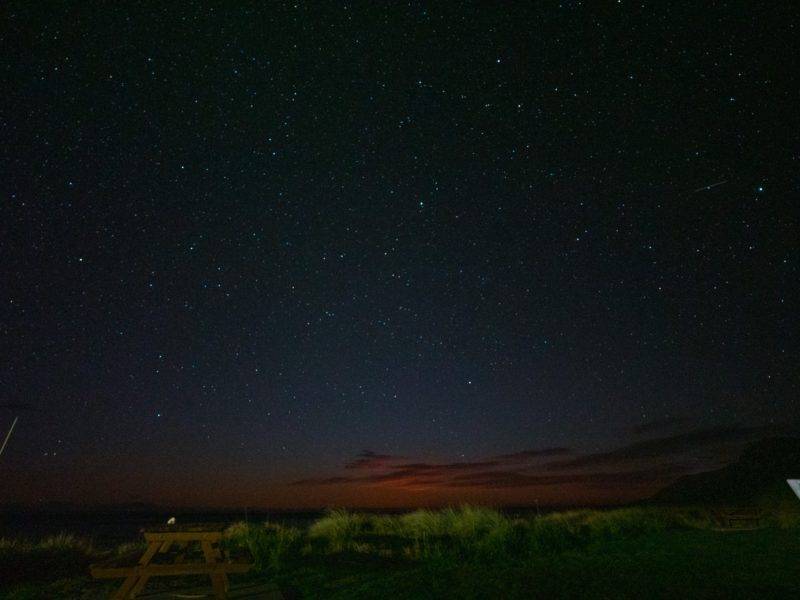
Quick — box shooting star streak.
[692,180,728,193]
[0,416,19,457]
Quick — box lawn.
[2,507,799,599]
[263,529,800,599]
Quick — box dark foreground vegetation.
[2,506,799,599]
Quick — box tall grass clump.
[308,509,368,552]
[304,506,519,560]
[364,514,404,537]
[398,509,449,539]
[397,506,517,560]
[526,511,589,553]
[398,506,507,539]
[114,540,148,557]
[521,506,720,555]
[397,509,451,559]
[39,533,94,554]
[0,533,95,560]
[224,522,302,572]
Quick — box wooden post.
[201,540,229,598]
[126,540,161,598]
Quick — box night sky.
[2,3,798,509]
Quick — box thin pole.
[0,416,19,457]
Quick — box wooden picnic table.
[90,523,252,599]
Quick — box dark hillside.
[652,437,800,507]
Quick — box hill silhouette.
[652,437,800,507]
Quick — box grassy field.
[2,506,799,599]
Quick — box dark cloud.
[291,476,354,486]
[294,461,689,490]
[344,450,403,470]
[293,462,499,486]
[545,425,764,471]
[492,447,572,463]
[395,460,502,472]
[292,467,441,486]
[447,464,688,489]
[330,447,574,480]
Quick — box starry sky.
[2,2,798,509]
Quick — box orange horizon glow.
[4,470,663,510]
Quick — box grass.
[0,534,98,586]
[2,506,799,598]
[261,505,722,560]
[224,521,303,572]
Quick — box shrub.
[308,509,368,552]
[114,541,147,557]
[396,506,506,539]
[393,506,517,560]
[398,509,449,539]
[223,520,252,541]
[0,534,98,586]
[448,506,508,539]
[224,521,302,572]
[526,513,587,553]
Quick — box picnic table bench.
[90,523,253,599]
[713,506,762,530]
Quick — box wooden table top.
[143,522,227,533]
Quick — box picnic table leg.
[201,540,228,598]
[175,541,188,563]
[127,541,161,598]
[112,576,140,600]
[110,540,158,599]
